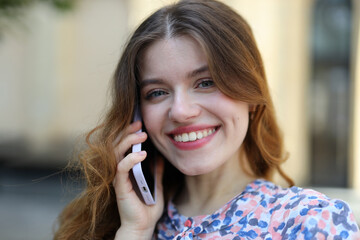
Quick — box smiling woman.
[139,36,251,177]
[54,0,360,239]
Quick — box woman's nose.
[168,93,200,122]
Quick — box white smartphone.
[131,105,156,205]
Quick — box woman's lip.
[167,124,219,135]
[168,126,219,151]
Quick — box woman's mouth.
[172,127,216,142]
[167,125,220,150]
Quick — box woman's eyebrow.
[187,65,209,78]
[140,79,164,89]
[140,65,209,89]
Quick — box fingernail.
[138,151,146,155]
[136,132,146,137]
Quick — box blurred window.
[310,0,352,187]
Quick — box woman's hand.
[112,121,164,240]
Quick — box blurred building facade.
[0,0,359,190]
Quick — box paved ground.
[0,167,83,240]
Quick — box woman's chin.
[177,165,217,177]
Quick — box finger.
[113,121,142,147]
[113,151,147,194]
[117,151,147,172]
[114,131,147,162]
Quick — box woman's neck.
[173,154,255,217]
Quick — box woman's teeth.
[173,128,216,142]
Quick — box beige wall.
[0,0,129,155]
[0,0,358,188]
[226,0,312,186]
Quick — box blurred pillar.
[350,0,360,190]
[227,0,312,186]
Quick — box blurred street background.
[1,0,360,239]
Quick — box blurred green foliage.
[0,0,76,38]
[0,0,76,11]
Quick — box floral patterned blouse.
[154,179,360,239]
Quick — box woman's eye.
[145,90,167,100]
[197,79,215,88]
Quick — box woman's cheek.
[141,105,164,134]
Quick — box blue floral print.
[154,179,360,239]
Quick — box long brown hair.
[54,0,293,239]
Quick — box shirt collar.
[166,179,269,235]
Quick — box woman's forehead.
[139,36,209,80]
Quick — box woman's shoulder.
[249,179,357,220]
[249,179,346,203]
[246,179,360,239]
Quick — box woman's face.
[139,36,250,176]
